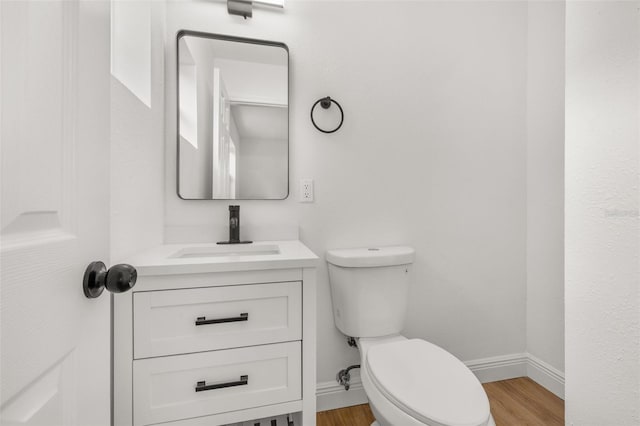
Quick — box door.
[1,2,111,425]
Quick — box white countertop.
[125,240,319,276]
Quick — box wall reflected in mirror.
[177,32,288,200]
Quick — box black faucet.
[217,205,252,245]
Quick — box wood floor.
[316,377,564,426]
[483,378,564,426]
[317,403,376,426]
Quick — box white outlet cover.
[299,178,314,202]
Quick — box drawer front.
[133,342,301,426]
[134,281,301,358]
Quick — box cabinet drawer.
[133,342,301,426]
[133,282,301,358]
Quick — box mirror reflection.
[177,32,289,200]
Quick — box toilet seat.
[366,339,490,426]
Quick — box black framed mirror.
[177,31,289,200]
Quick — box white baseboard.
[526,353,565,399]
[465,353,529,383]
[316,378,367,412]
[466,352,565,399]
[316,352,564,412]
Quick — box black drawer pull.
[195,313,248,326]
[195,375,248,392]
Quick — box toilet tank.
[326,246,415,338]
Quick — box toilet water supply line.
[337,365,361,391]
[336,337,361,391]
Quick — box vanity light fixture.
[227,0,284,19]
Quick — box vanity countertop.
[125,240,319,276]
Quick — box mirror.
[177,31,289,200]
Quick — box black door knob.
[83,261,137,299]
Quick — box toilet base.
[366,378,496,426]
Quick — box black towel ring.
[310,96,344,134]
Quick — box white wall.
[178,61,198,147]
[178,37,215,199]
[164,0,529,388]
[217,58,287,105]
[111,1,151,108]
[110,1,165,262]
[565,1,640,424]
[525,0,565,389]
[238,138,288,199]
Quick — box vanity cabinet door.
[133,281,302,358]
[133,341,301,426]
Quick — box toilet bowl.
[326,246,496,426]
[357,335,495,426]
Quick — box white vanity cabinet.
[113,241,318,426]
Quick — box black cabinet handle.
[195,375,248,392]
[195,313,248,326]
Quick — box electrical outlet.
[299,178,314,202]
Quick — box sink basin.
[169,244,280,259]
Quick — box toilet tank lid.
[326,246,415,268]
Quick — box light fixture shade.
[227,0,283,18]
[228,0,253,18]
[254,0,284,7]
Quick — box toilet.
[326,246,496,426]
